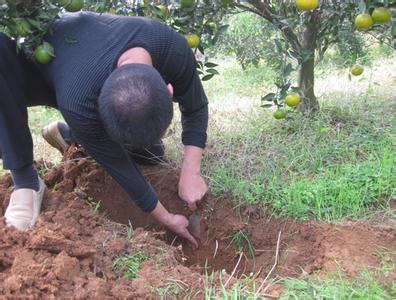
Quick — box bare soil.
[0,147,395,298]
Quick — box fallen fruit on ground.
[185,34,200,48]
[65,0,83,12]
[350,64,364,76]
[274,109,287,120]
[285,93,301,107]
[34,42,55,64]
[371,7,391,24]
[355,13,374,30]
[295,0,319,11]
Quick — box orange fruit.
[295,0,319,10]
[355,13,373,30]
[285,93,301,107]
[371,7,391,24]
[273,109,287,120]
[35,42,55,64]
[350,64,364,76]
[185,34,200,48]
[65,0,83,12]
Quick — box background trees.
[0,0,394,113]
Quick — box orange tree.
[87,0,395,113]
[0,0,394,113]
[232,0,395,113]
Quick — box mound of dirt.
[1,146,395,297]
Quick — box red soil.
[0,147,395,298]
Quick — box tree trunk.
[298,23,319,113]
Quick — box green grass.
[208,96,395,221]
[113,251,149,279]
[275,146,394,220]
[281,270,395,300]
[203,59,275,101]
[201,251,395,300]
[200,56,395,221]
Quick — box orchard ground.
[0,53,395,298]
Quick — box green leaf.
[201,74,215,81]
[204,62,218,68]
[206,68,219,75]
[283,63,293,77]
[43,42,55,57]
[261,92,276,102]
[261,104,273,109]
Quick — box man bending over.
[2,12,209,248]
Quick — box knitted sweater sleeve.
[61,109,158,212]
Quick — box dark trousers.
[0,34,56,170]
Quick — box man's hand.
[150,200,198,249]
[179,172,208,210]
[179,145,208,210]
[165,214,198,248]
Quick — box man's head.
[98,64,173,150]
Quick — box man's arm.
[61,110,197,246]
[179,145,208,210]
[176,72,209,210]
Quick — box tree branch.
[236,0,302,55]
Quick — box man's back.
[39,12,189,115]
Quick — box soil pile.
[0,146,395,298]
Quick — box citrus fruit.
[35,42,55,64]
[371,7,391,24]
[350,64,364,76]
[185,34,200,48]
[180,0,195,9]
[13,18,31,36]
[65,0,83,12]
[285,93,301,107]
[158,4,169,18]
[273,109,287,120]
[295,0,319,10]
[355,13,373,30]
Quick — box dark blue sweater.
[38,12,208,212]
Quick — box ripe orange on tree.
[295,0,319,11]
[185,34,200,48]
[285,93,301,107]
[355,13,374,30]
[371,7,391,24]
[350,64,364,76]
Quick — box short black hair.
[98,64,173,150]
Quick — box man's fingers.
[183,230,198,249]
